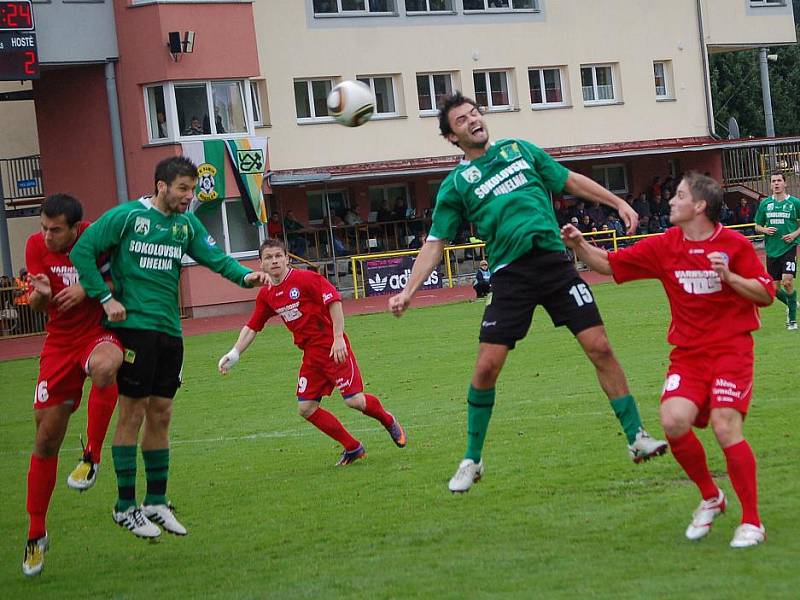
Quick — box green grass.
[1,279,798,599]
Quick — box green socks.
[143,448,170,506]
[609,395,643,444]
[776,287,789,306]
[465,386,495,462]
[789,290,797,322]
[112,445,137,512]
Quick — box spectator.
[408,230,427,250]
[183,116,204,136]
[392,197,408,221]
[284,210,307,257]
[578,214,595,233]
[267,212,283,239]
[649,192,669,233]
[586,201,606,226]
[735,198,756,235]
[606,213,626,238]
[719,201,734,226]
[473,259,491,298]
[553,199,570,227]
[648,176,662,201]
[570,200,587,222]
[632,192,651,233]
[13,267,33,333]
[662,175,676,197]
[156,112,168,138]
[344,204,363,225]
[377,199,393,222]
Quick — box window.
[356,75,398,116]
[463,0,537,10]
[294,78,334,121]
[250,80,267,126]
[405,0,452,12]
[307,190,349,224]
[146,86,168,140]
[653,61,674,99]
[195,200,264,257]
[144,80,254,143]
[528,67,566,107]
[368,184,411,213]
[473,70,511,110]
[175,80,247,137]
[416,73,453,113]
[313,0,395,14]
[749,1,786,6]
[591,164,627,194]
[581,64,617,104]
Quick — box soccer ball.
[327,80,375,127]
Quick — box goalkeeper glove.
[218,348,240,374]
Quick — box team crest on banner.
[172,223,188,243]
[134,216,150,236]
[499,142,522,162]
[237,149,264,175]
[197,163,220,201]
[461,166,482,184]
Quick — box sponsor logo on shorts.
[124,348,136,364]
[663,373,681,392]
[712,378,741,401]
[481,320,497,328]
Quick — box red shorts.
[34,331,121,411]
[660,338,754,428]
[296,345,364,400]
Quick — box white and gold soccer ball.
[326,80,375,127]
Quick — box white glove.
[218,348,240,374]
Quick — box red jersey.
[246,268,342,352]
[608,224,774,349]
[25,222,106,342]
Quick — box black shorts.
[766,247,797,281]
[114,328,183,399]
[479,250,603,349]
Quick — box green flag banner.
[181,139,227,215]
[225,137,269,224]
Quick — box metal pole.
[759,48,776,138]
[0,167,14,277]
[105,61,129,204]
[324,184,339,286]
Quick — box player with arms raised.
[754,170,800,330]
[389,92,666,493]
[218,238,406,465]
[22,194,123,576]
[563,172,773,547]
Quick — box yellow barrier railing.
[347,223,763,298]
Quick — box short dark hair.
[683,171,723,223]
[41,193,83,226]
[154,156,199,191]
[770,169,786,181]
[438,92,481,141]
[259,237,287,258]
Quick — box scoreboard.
[0,1,38,80]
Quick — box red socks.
[667,431,719,500]
[724,440,761,526]
[86,383,118,464]
[361,394,393,428]
[305,407,360,451]
[27,454,58,540]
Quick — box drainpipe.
[105,60,129,204]
[696,0,721,139]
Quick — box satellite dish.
[728,117,740,139]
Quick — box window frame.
[416,72,454,115]
[580,63,617,106]
[356,74,400,118]
[191,199,266,261]
[250,80,265,126]
[143,80,255,144]
[749,0,786,6]
[591,164,628,195]
[473,69,513,111]
[312,0,397,16]
[463,0,539,12]
[528,66,568,108]
[653,60,672,100]
[294,78,336,123]
[405,0,454,13]
[306,188,350,225]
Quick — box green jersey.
[755,194,800,257]
[430,139,569,272]
[71,197,253,337]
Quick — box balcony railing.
[1,154,44,213]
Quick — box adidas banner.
[365,256,442,297]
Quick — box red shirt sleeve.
[245,288,275,332]
[317,273,341,306]
[608,235,665,284]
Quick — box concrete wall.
[704,0,796,49]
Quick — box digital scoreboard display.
[0,2,37,80]
[0,1,34,32]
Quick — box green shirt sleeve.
[185,213,252,286]
[70,205,129,303]
[754,199,766,226]
[429,173,463,242]
[518,140,569,194]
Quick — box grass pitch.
[0,279,798,599]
